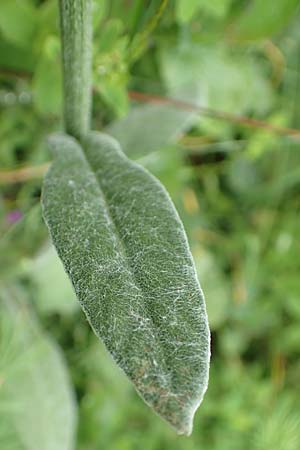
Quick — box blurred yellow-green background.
[1,1,300,449]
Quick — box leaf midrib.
[79,140,176,392]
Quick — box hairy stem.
[59,0,92,139]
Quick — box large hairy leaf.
[42,132,210,435]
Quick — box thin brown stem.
[128,90,300,138]
[0,163,50,185]
[0,64,298,139]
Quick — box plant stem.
[59,0,93,139]
[0,163,50,184]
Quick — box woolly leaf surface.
[42,132,210,435]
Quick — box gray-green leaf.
[42,132,210,435]
[0,288,77,450]
[106,102,196,159]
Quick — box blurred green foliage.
[1,1,300,449]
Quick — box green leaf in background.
[92,0,108,29]
[0,205,47,277]
[0,288,77,450]
[200,0,232,19]
[107,103,196,159]
[27,244,77,315]
[176,0,232,22]
[42,132,210,435]
[176,0,201,23]
[160,44,273,117]
[0,39,35,73]
[229,0,299,41]
[96,19,124,53]
[194,249,230,330]
[98,80,129,117]
[253,398,300,450]
[33,37,62,116]
[94,32,129,117]
[0,0,36,48]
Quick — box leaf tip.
[152,389,207,437]
[175,416,194,437]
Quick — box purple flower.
[6,209,23,224]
